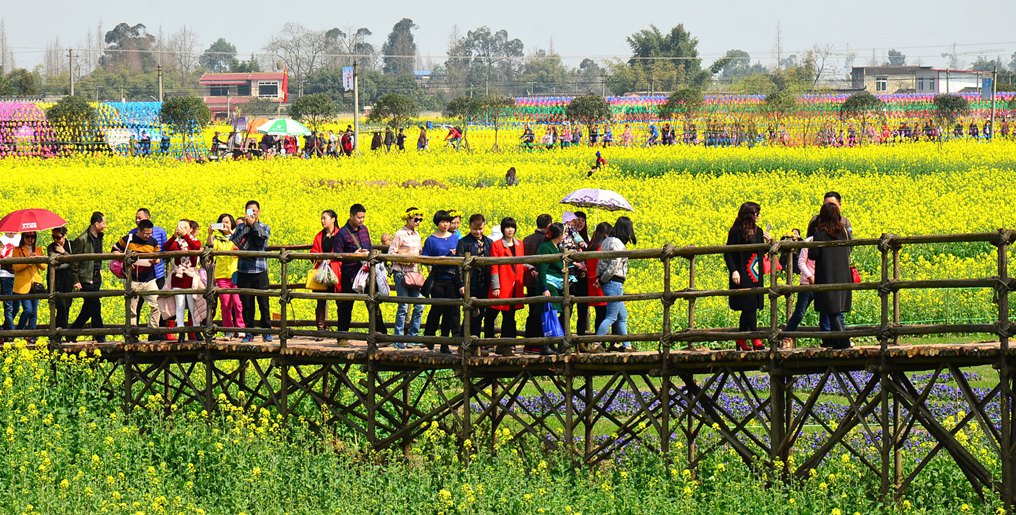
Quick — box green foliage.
[887,49,907,66]
[444,96,484,121]
[382,18,417,75]
[566,94,612,126]
[840,91,886,121]
[3,68,40,96]
[288,93,336,129]
[199,38,238,73]
[934,94,971,125]
[160,96,211,134]
[46,96,97,133]
[368,93,418,129]
[238,98,279,117]
[764,88,799,119]
[658,87,704,120]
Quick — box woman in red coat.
[583,222,613,353]
[164,220,203,341]
[311,210,343,339]
[485,217,525,356]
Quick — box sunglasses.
[413,218,423,222]
[23,235,37,239]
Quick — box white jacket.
[797,237,817,284]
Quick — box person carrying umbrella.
[11,232,46,344]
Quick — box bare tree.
[43,36,66,78]
[265,23,334,97]
[169,26,200,80]
[0,19,14,74]
[810,44,834,87]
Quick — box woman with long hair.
[529,223,567,355]
[596,217,637,352]
[207,214,244,340]
[586,222,613,346]
[486,217,526,356]
[421,210,460,354]
[11,231,46,344]
[164,220,203,341]
[723,202,769,351]
[311,210,343,340]
[811,202,853,349]
[389,207,425,349]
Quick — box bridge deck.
[34,339,1005,375]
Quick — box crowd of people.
[0,195,856,352]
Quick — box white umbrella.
[560,188,633,212]
[256,118,312,136]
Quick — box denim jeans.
[392,271,424,340]
[15,297,38,330]
[786,291,841,332]
[596,280,629,346]
[0,276,13,331]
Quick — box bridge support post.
[996,230,1014,508]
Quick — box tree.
[160,95,211,136]
[710,49,752,82]
[0,18,14,74]
[520,50,568,95]
[46,95,97,146]
[658,87,703,121]
[480,95,515,151]
[233,54,261,73]
[566,94,612,135]
[100,22,157,73]
[265,23,338,97]
[289,93,336,130]
[574,59,604,93]
[382,18,417,75]
[368,93,417,129]
[840,91,885,141]
[619,24,709,92]
[887,49,906,66]
[444,26,525,94]
[444,96,482,151]
[933,94,970,127]
[200,38,238,73]
[5,69,40,95]
[238,97,278,117]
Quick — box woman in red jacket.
[485,217,525,356]
[311,210,343,339]
[583,222,613,353]
[164,220,203,341]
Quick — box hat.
[562,211,577,225]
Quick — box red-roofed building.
[198,71,289,120]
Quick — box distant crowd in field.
[1,191,857,354]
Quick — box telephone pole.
[352,61,360,153]
[68,49,74,96]
[157,65,164,102]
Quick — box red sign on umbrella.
[0,209,68,233]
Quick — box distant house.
[198,72,289,120]
[850,66,987,94]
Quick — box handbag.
[29,283,46,295]
[542,303,564,338]
[305,268,328,291]
[109,234,133,279]
[314,260,339,287]
[850,266,862,284]
[402,271,425,288]
[421,273,435,297]
[352,264,370,293]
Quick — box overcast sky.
[4,0,1015,72]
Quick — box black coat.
[811,228,852,314]
[724,225,764,311]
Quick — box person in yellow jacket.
[11,232,47,343]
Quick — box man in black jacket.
[522,214,552,340]
[69,212,107,342]
[456,214,493,345]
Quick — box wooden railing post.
[278,249,289,350]
[996,230,1014,509]
[122,251,134,343]
[686,254,696,350]
[661,246,673,459]
[366,251,378,354]
[47,254,58,349]
[562,251,572,354]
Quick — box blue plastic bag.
[542,303,564,338]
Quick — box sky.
[3,0,1015,73]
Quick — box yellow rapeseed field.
[2,138,1014,336]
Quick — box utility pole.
[352,61,360,153]
[157,65,164,102]
[68,49,74,96]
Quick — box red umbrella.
[0,209,68,233]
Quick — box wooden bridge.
[3,230,1016,505]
